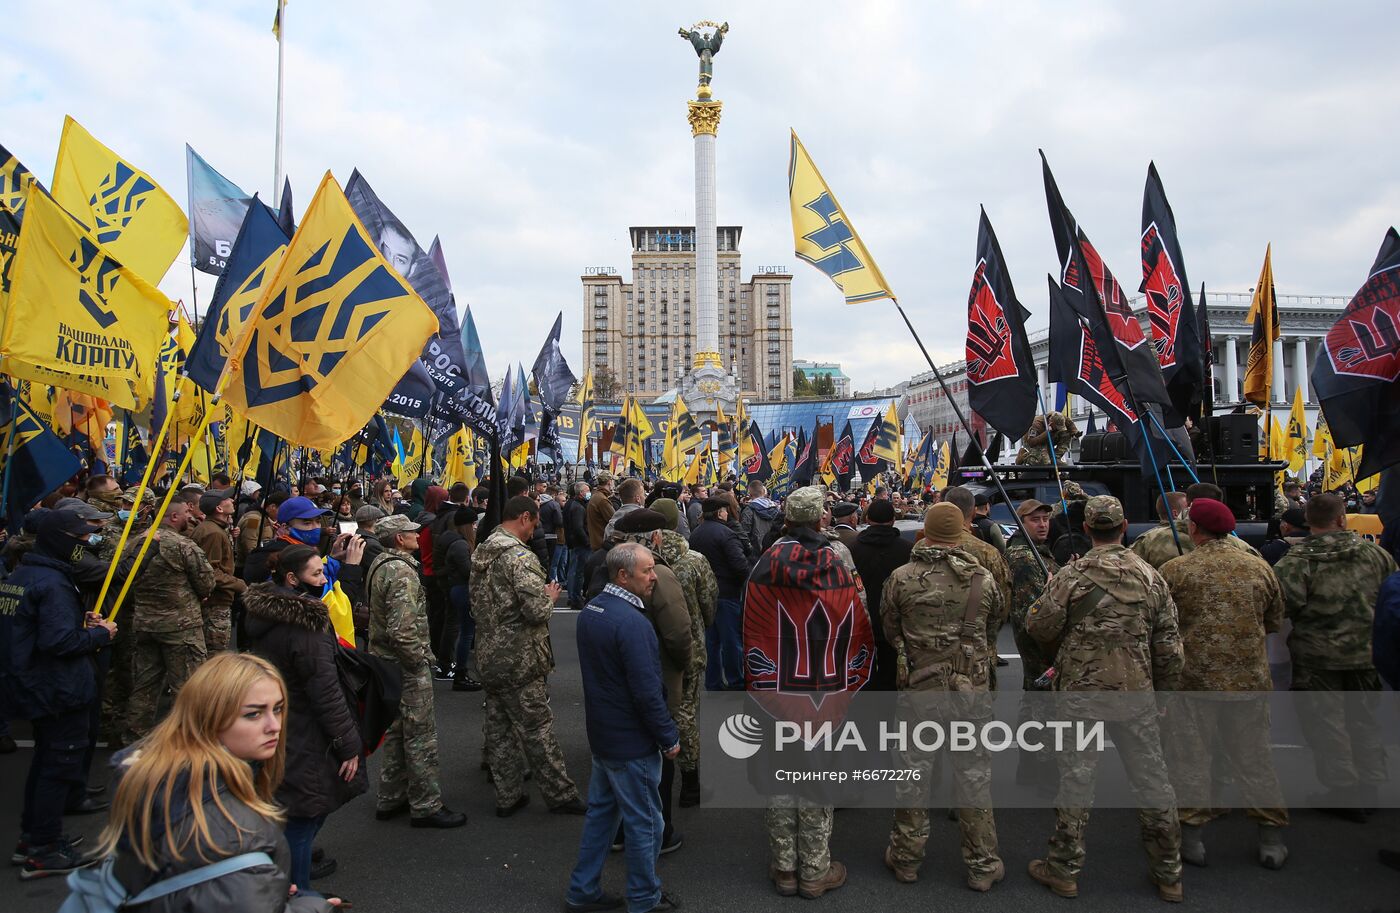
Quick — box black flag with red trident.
[1312,227,1400,480]
[1140,162,1205,421]
[966,207,1038,442]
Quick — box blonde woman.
[99,653,340,910]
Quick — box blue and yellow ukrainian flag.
[221,172,438,452]
[789,130,894,305]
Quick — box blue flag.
[0,383,81,527]
[187,198,289,393]
[186,145,279,276]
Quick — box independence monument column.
[678,20,738,417]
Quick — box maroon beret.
[1188,497,1235,535]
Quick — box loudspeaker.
[1080,432,1106,463]
[1211,414,1259,463]
[1101,431,1130,462]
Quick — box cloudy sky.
[5,1,1396,390]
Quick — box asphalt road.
[3,614,1397,913]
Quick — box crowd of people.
[0,456,1396,911]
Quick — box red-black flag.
[855,415,887,482]
[1140,162,1205,421]
[966,207,1037,441]
[1041,152,1175,417]
[792,424,817,486]
[830,420,856,492]
[742,420,773,483]
[1312,228,1400,480]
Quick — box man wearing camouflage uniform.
[1026,495,1185,903]
[1132,484,1261,570]
[653,503,716,809]
[1274,492,1397,816]
[756,487,856,900]
[367,514,466,828]
[96,487,154,744]
[1006,499,1059,790]
[472,496,584,816]
[1159,498,1289,869]
[1016,411,1079,465]
[881,502,1004,892]
[942,488,1011,683]
[189,489,246,652]
[118,500,216,744]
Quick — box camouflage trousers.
[483,677,579,810]
[765,795,833,882]
[100,608,135,743]
[889,740,1000,880]
[675,667,703,773]
[1291,664,1386,791]
[1048,713,1182,885]
[1016,447,1050,466]
[1165,697,1288,827]
[377,666,442,817]
[123,627,207,744]
[203,602,232,653]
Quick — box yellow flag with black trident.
[789,131,895,305]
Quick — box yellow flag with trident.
[789,131,895,305]
[1285,387,1308,474]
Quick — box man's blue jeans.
[705,597,745,690]
[284,813,327,894]
[566,753,663,913]
[551,540,573,586]
[568,546,592,607]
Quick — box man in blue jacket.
[688,497,751,691]
[0,509,117,879]
[566,542,680,913]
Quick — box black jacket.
[0,551,111,719]
[435,528,473,591]
[688,517,751,600]
[848,523,913,636]
[243,583,366,818]
[539,498,564,536]
[563,497,589,550]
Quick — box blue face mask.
[288,527,322,548]
[117,510,132,521]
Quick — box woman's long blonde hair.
[99,653,288,869]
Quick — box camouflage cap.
[119,488,156,507]
[784,486,826,523]
[1062,480,1087,500]
[594,471,614,484]
[376,514,421,535]
[1083,495,1125,529]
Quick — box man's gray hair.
[942,485,976,519]
[572,480,591,498]
[607,541,649,580]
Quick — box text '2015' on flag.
[220,171,439,452]
[788,131,894,305]
[1,184,170,410]
[52,115,187,284]
[965,207,1037,441]
[1311,227,1400,480]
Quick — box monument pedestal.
[680,351,739,422]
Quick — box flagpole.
[273,0,286,206]
[1035,386,1071,521]
[890,300,1047,577]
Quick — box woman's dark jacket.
[243,583,366,818]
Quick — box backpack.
[335,643,402,754]
[60,852,273,912]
